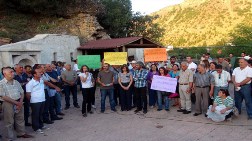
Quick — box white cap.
[130,60,137,64]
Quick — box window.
[53,52,57,61]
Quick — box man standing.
[232,58,252,119]
[169,56,180,68]
[26,68,46,134]
[229,53,236,72]
[186,56,197,73]
[61,64,80,110]
[0,67,33,140]
[133,61,148,114]
[13,64,31,126]
[177,62,193,114]
[97,63,116,113]
[217,56,230,72]
[41,65,62,124]
[193,64,214,116]
[45,64,65,118]
[212,64,231,98]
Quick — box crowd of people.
[0,52,252,140]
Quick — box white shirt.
[26,78,45,103]
[188,62,197,73]
[212,70,231,87]
[78,72,93,88]
[232,66,252,84]
[73,63,80,74]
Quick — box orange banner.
[144,48,167,62]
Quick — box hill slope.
[153,0,252,47]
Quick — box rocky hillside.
[0,0,110,43]
[153,0,252,47]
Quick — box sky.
[131,0,184,14]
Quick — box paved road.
[1,85,252,141]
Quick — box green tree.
[97,0,132,38]
[230,24,252,46]
[128,12,164,43]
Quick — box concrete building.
[0,34,81,68]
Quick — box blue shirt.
[133,69,148,88]
[169,71,180,78]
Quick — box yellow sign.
[144,48,167,62]
[104,52,127,65]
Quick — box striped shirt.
[193,72,215,87]
[212,70,231,87]
[133,69,148,88]
[214,96,233,108]
[0,78,24,101]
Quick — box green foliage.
[230,24,252,46]
[97,0,132,38]
[169,46,252,60]
[128,12,164,43]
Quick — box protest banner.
[150,75,177,93]
[77,55,101,69]
[144,48,167,62]
[104,52,127,65]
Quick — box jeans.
[55,92,62,114]
[214,86,228,98]
[64,85,78,107]
[134,87,147,111]
[234,84,252,117]
[100,89,116,111]
[82,88,92,114]
[148,88,157,106]
[120,83,132,111]
[30,102,45,131]
[157,91,169,110]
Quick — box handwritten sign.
[104,52,127,65]
[151,75,177,93]
[144,48,167,62]
[77,55,101,69]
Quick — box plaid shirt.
[133,69,148,88]
[0,78,24,101]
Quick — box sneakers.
[150,106,154,109]
[35,129,44,134]
[92,105,96,109]
[41,126,50,130]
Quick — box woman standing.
[147,64,159,108]
[209,62,217,73]
[169,64,180,107]
[79,65,94,117]
[118,65,133,111]
[157,67,171,111]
